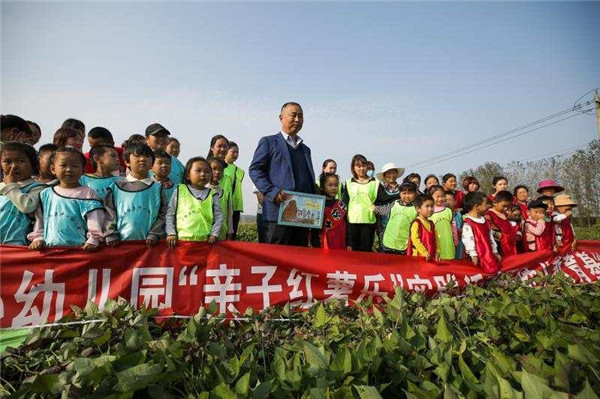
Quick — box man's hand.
[146,237,158,248]
[166,235,178,249]
[82,242,98,252]
[208,235,217,244]
[29,240,45,250]
[471,256,479,266]
[273,191,291,206]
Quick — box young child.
[407,194,440,261]
[380,182,417,254]
[485,191,517,257]
[84,127,126,175]
[165,137,180,158]
[462,192,501,273]
[523,199,549,252]
[513,185,530,220]
[539,195,559,251]
[403,173,422,194]
[428,185,457,260]
[442,173,464,210]
[0,142,47,245]
[489,176,509,202]
[507,205,524,253]
[342,154,379,252]
[317,159,342,200]
[208,157,233,240]
[224,141,245,240]
[554,194,577,251]
[166,157,223,247]
[36,144,59,185]
[536,179,564,197]
[28,147,104,251]
[145,123,185,185]
[151,150,176,202]
[104,143,167,248]
[318,173,348,250]
[445,190,464,259]
[79,144,120,198]
[424,174,440,191]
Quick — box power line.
[514,143,588,163]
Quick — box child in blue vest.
[166,157,223,248]
[28,147,104,251]
[104,143,167,248]
[79,144,121,198]
[151,150,176,202]
[0,142,47,245]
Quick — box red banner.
[1,241,599,328]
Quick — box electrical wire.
[514,143,588,163]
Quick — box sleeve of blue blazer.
[249,136,279,202]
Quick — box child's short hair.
[424,174,439,185]
[350,154,368,178]
[122,134,146,149]
[513,185,529,196]
[427,184,444,195]
[88,126,114,144]
[53,127,81,147]
[399,182,417,193]
[528,198,548,211]
[61,118,85,134]
[38,143,59,157]
[444,190,456,198]
[442,173,456,183]
[153,149,172,163]
[463,191,487,213]
[538,195,554,203]
[1,141,39,174]
[494,190,513,203]
[508,204,521,213]
[404,172,421,183]
[124,142,155,163]
[51,146,87,168]
[89,144,116,170]
[184,156,211,184]
[492,176,508,186]
[228,140,238,149]
[366,161,374,170]
[462,176,479,190]
[319,172,339,194]
[414,193,433,208]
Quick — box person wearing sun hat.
[536,179,564,197]
[554,194,578,250]
[374,163,405,251]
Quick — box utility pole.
[596,89,600,139]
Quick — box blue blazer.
[249,132,316,222]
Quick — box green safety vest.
[176,184,215,241]
[224,164,244,212]
[345,179,378,224]
[382,202,417,251]
[217,183,232,240]
[429,207,455,259]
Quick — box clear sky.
[2,1,599,214]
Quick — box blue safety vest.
[0,181,45,245]
[110,181,162,240]
[79,174,120,199]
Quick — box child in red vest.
[539,196,558,252]
[554,194,577,251]
[318,173,348,250]
[407,194,440,261]
[462,192,501,273]
[485,190,517,257]
[507,204,524,253]
[523,199,549,252]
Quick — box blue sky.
[2,2,599,213]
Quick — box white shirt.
[125,174,154,185]
[280,131,303,149]
[462,215,498,257]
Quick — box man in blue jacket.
[249,102,316,246]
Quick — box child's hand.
[346,246,353,251]
[435,254,441,263]
[565,210,573,217]
[425,254,432,262]
[107,239,120,247]
[166,235,178,249]
[82,242,98,252]
[494,253,502,262]
[471,256,479,266]
[370,204,376,211]
[572,239,578,251]
[207,235,217,244]
[146,237,158,248]
[3,166,17,185]
[29,240,45,250]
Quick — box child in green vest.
[151,150,176,203]
[379,182,418,254]
[79,144,120,199]
[166,157,223,248]
[428,185,457,260]
[208,157,233,240]
[224,141,244,240]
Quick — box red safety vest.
[487,210,517,257]
[407,218,436,258]
[559,217,575,248]
[464,218,501,273]
[320,200,347,250]
[513,199,529,220]
[538,218,556,252]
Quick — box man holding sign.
[249,102,317,246]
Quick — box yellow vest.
[176,184,215,241]
[346,179,378,224]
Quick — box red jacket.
[464,217,501,273]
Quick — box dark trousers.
[347,223,376,252]
[256,213,267,243]
[266,222,309,247]
[231,211,241,240]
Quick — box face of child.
[556,205,572,215]
[443,176,456,190]
[1,150,33,183]
[96,148,119,173]
[225,146,239,164]
[410,177,421,188]
[401,190,416,205]
[540,188,555,197]
[529,207,546,221]
[425,177,439,189]
[508,209,522,222]
[468,182,479,192]
[324,177,339,199]
[494,179,508,193]
[493,200,511,214]
[65,136,84,151]
[189,161,212,188]
[354,161,367,179]
[384,169,398,184]
[38,152,55,179]
[210,161,223,184]
[417,199,434,218]
[323,161,336,174]
[165,141,180,158]
[127,152,153,176]
[152,157,172,180]
[146,133,169,151]
[472,199,490,217]
[444,194,456,209]
[211,139,229,159]
[542,200,555,214]
[432,190,445,206]
[51,152,83,187]
[515,187,529,202]
[484,197,493,211]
